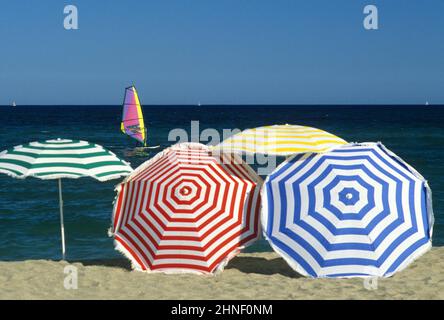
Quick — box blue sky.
[1,0,443,105]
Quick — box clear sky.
[1,0,443,105]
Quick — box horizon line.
[2,103,444,107]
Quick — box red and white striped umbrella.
[111,143,262,274]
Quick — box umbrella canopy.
[215,124,347,156]
[0,139,133,259]
[0,139,132,181]
[262,142,433,278]
[111,142,262,274]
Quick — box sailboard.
[121,86,159,149]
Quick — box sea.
[0,105,443,261]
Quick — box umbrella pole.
[58,179,66,260]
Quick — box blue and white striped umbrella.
[262,142,434,278]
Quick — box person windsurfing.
[121,86,159,149]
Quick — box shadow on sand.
[226,256,301,277]
[68,256,300,278]
[70,258,133,270]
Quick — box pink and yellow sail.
[121,86,146,146]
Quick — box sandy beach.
[0,247,442,300]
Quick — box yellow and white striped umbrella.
[215,124,347,156]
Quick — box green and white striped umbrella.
[0,139,133,259]
[0,139,132,181]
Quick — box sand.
[0,248,443,300]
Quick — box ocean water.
[0,105,442,261]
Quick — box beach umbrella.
[0,139,133,259]
[262,142,433,278]
[111,142,262,274]
[216,124,347,156]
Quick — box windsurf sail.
[121,86,147,146]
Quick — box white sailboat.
[12,101,16,107]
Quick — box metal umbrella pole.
[58,179,66,260]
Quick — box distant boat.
[425,101,430,106]
[12,101,16,107]
[198,101,201,107]
[121,86,159,149]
